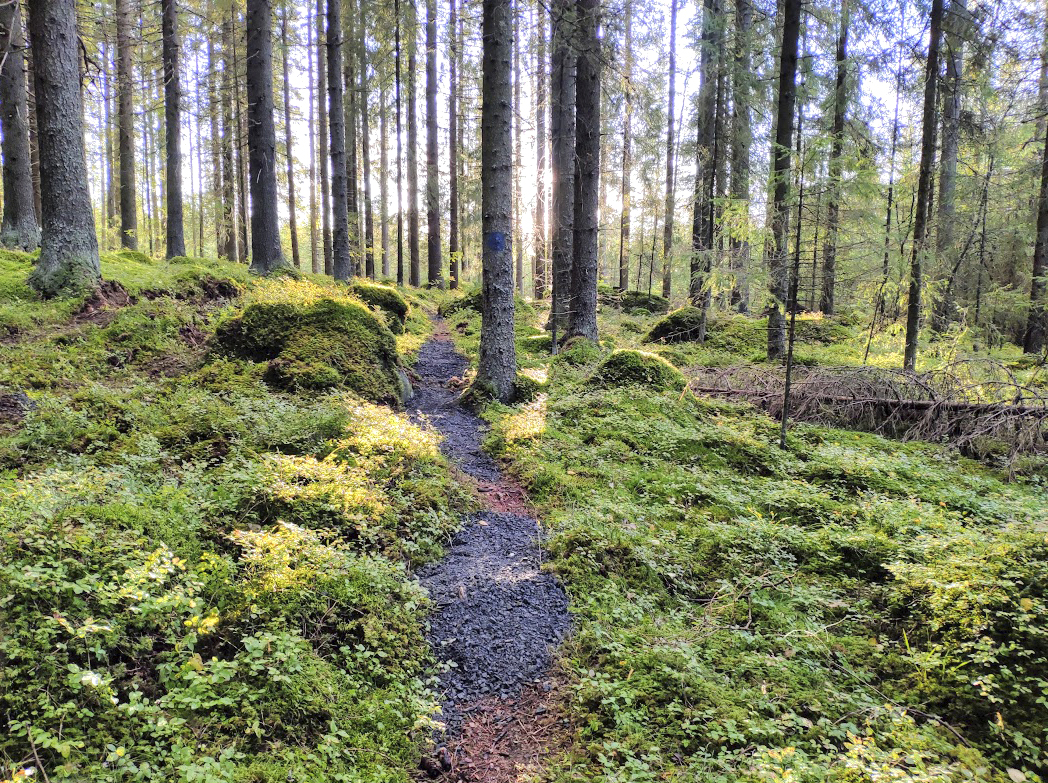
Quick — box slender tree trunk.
[457,8,466,275]
[318,0,333,274]
[729,0,751,312]
[903,0,945,371]
[116,0,137,249]
[450,0,461,288]
[395,0,405,284]
[221,21,238,261]
[101,35,115,249]
[425,0,442,287]
[767,0,801,360]
[568,0,600,340]
[819,0,848,315]
[161,0,185,258]
[380,74,391,278]
[0,0,40,250]
[26,0,101,296]
[1025,117,1048,352]
[513,2,524,294]
[691,0,719,331]
[345,0,360,276]
[550,0,575,336]
[661,0,678,299]
[194,49,205,256]
[534,0,548,297]
[234,11,249,263]
[24,33,41,226]
[308,3,321,273]
[328,0,352,279]
[358,0,375,278]
[407,4,421,286]
[617,1,632,293]
[478,0,517,401]
[281,6,301,267]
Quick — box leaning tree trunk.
[767,0,802,360]
[819,0,848,315]
[568,0,600,341]
[478,0,517,401]
[281,5,301,267]
[903,0,945,371]
[116,0,137,250]
[0,0,40,250]
[550,0,576,338]
[425,0,442,287]
[407,5,421,286]
[1024,112,1048,353]
[618,0,632,293]
[449,0,461,288]
[661,0,678,299]
[328,0,352,279]
[26,0,101,296]
[162,0,185,258]
[729,0,751,312]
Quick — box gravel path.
[409,324,571,734]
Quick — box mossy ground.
[0,254,471,782]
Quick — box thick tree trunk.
[116,0,137,249]
[1025,119,1048,353]
[550,0,575,336]
[246,0,287,274]
[26,0,101,296]
[281,6,301,267]
[767,0,802,360]
[478,0,517,401]
[903,0,945,371]
[358,0,375,278]
[425,0,442,287]
[617,1,632,293]
[729,0,751,312]
[0,0,40,250]
[407,6,421,286]
[162,0,185,259]
[661,0,678,299]
[568,0,600,341]
[221,18,239,261]
[328,0,352,280]
[395,0,405,285]
[308,3,320,273]
[819,0,848,315]
[318,0,333,274]
[450,0,461,289]
[534,0,548,297]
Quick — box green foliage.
[591,349,687,391]
[645,306,707,343]
[351,282,409,334]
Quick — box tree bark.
[550,0,575,336]
[308,2,320,273]
[161,0,185,259]
[534,0,548,297]
[691,0,719,334]
[318,0,333,274]
[478,0,517,401]
[234,12,249,263]
[281,5,301,267]
[380,74,391,278]
[903,0,945,371]
[395,0,405,284]
[221,18,239,260]
[26,0,101,296]
[617,0,632,293]
[0,0,39,250]
[661,0,678,299]
[767,0,801,360]
[729,0,751,312]
[425,0,442,287]
[407,4,421,286]
[819,0,848,315]
[345,0,360,276]
[328,0,352,280]
[450,0,461,289]
[568,0,600,341]
[358,0,375,278]
[116,0,137,249]
[1025,114,1048,353]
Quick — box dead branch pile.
[689,360,1048,460]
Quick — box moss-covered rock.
[351,282,408,334]
[438,288,482,317]
[620,290,670,315]
[645,306,707,344]
[215,297,406,404]
[591,349,686,391]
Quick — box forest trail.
[409,319,572,782]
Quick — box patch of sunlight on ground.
[503,395,548,443]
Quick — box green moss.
[591,349,686,391]
[619,289,670,314]
[645,305,707,343]
[351,281,409,334]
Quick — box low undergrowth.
[484,343,1048,782]
[1,255,470,782]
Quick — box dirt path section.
[408,320,571,781]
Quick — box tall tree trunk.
[328,0,352,279]
[1025,115,1048,352]
[425,0,442,287]
[345,0,360,275]
[102,34,115,249]
[766,0,801,360]
[819,0,848,315]
[234,11,249,263]
[0,0,40,250]
[449,0,461,288]
[380,74,391,278]
[318,0,333,274]
[932,0,965,331]
[729,0,751,312]
[210,40,223,256]
[478,0,517,401]
[534,0,548,297]
[25,34,41,227]
[162,0,185,258]
[691,0,719,331]
[26,0,101,296]
[550,0,575,336]
[513,2,524,294]
[395,0,405,284]
[903,0,945,371]
[617,0,632,293]
[661,0,678,299]
[116,0,137,249]
[246,0,287,274]
[568,0,600,340]
[359,0,375,278]
[221,18,239,261]
[281,5,301,267]
[308,2,321,273]
[407,4,421,286]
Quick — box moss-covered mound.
[620,290,670,315]
[438,288,482,317]
[215,297,405,403]
[590,349,686,391]
[645,306,707,343]
[351,282,408,334]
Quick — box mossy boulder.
[620,290,670,315]
[351,282,409,334]
[591,349,686,391]
[645,306,706,344]
[438,288,482,317]
[215,297,406,404]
